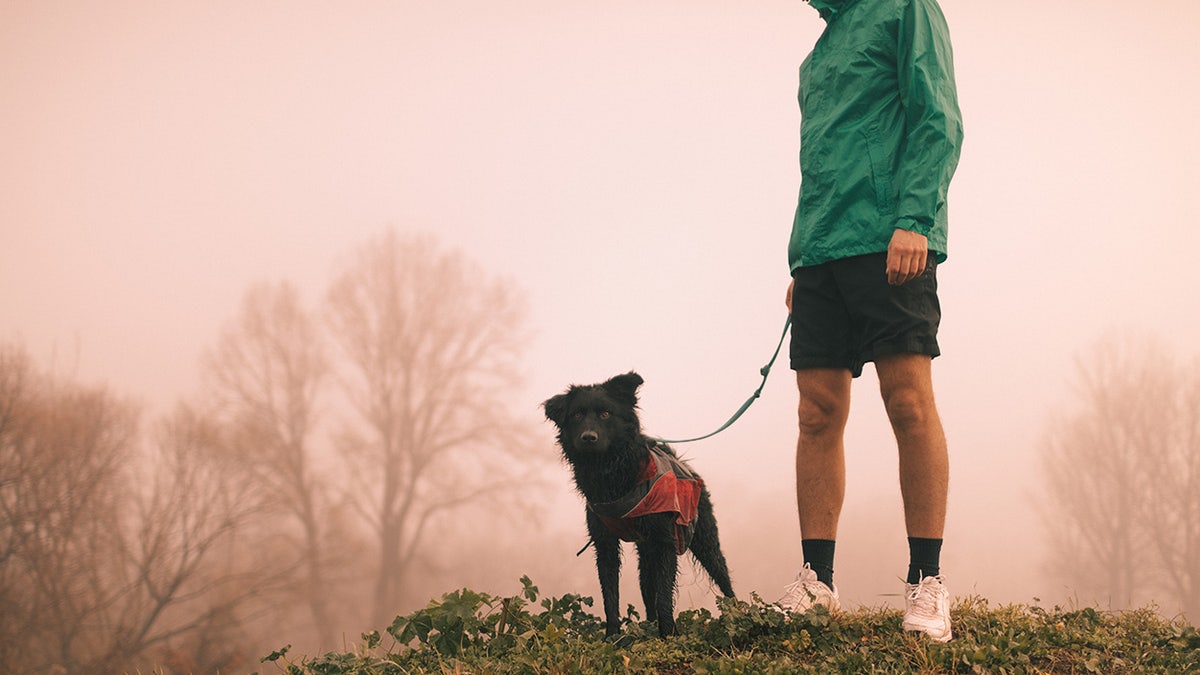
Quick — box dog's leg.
[645,539,679,637]
[587,512,623,637]
[635,514,680,637]
[635,540,657,623]
[689,490,736,598]
[596,540,623,637]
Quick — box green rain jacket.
[788,0,963,271]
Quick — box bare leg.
[795,368,852,540]
[875,354,948,538]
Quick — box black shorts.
[789,252,941,378]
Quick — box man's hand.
[786,279,794,314]
[886,229,929,286]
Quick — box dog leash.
[651,315,791,444]
[576,316,791,556]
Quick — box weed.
[258,580,1200,674]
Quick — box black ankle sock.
[801,539,836,588]
[907,537,943,584]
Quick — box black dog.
[543,371,735,637]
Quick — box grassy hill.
[258,577,1199,674]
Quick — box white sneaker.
[778,564,840,614]
[903,575,952,642]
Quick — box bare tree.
[0,344,137,673]
[110,404,271,673]
[1041,337,1200,619]
[0,345,281,673]
[1137,351,1200,621]
[202,280,341,647]
[0,346,33,577]
[325,230,544,627]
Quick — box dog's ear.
[543,392,569,427]
[602,371,644,407]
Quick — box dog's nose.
[580,430,598,443]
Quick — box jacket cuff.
[895,217,932,237]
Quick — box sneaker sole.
[904,624,952,643]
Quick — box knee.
[882,387,933,433]
[797,394,846,438]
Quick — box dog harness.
[587,443,704,555]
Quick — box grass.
[257,577,1199,674]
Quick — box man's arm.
[893,0,963,243]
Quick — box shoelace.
[782,577,812,598]
[907,577,943,615]
[782,570,826,602]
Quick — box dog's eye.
[572,411,584,420]
[599,411,611,419]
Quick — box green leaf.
[521,574,539,603]
[261,644,291,662]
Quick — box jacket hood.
[807,0,855,21]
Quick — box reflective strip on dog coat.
[587,443,703,555]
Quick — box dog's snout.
[580,430,599,443]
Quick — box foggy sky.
[3,0,1200,614]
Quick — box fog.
[3,0,1200,654]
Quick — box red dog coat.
[587,443,703,555]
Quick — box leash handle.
[652,315,792,444]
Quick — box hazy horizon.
[4,0,1199,634]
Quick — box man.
[776,0,963,643]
